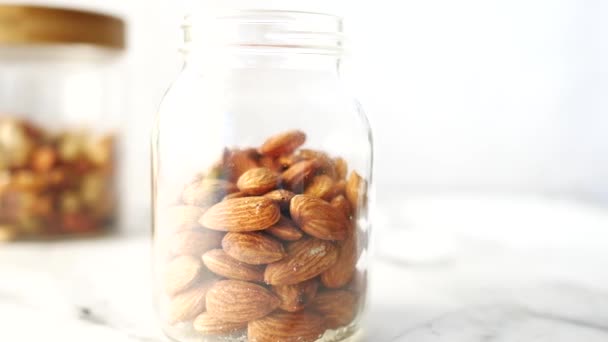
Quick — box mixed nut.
[159,130,368,341]
[0,116,116,240]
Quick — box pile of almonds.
[159,130,367,341]
[0,116,116,240]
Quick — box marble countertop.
[1,194,608,341]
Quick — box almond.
[165,255,203,296]
[223,148,259,182]
[271,279,319,312]
[169,229,224,256]
[248,311,325,342]
[200,197,280,232]
[281,159,318,192]
[264,189,295,211]
[168,280,216,324]
[181,178,237,207]
[259,130,306,157]
[161,205,206,232]
[222,232,286,265]
[297,149,337,179]
[290,195,348,241]
[345,171,366,213]
[330,194,352,220]
[202,249,264,282]
[236,167,278,195]
[193,312,246,335]
[206,280,280,323]
[329,180,347,198]
[277,154,300,170]
[264,238,339,285]
[304,175,335,199]
[311,290,357,329]
[334,157,348,180]
[266,216,303,241]
[321,229,357,289]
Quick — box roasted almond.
[181,178,237,207]
[266,216,303,241]
[223,148,259,182]
[259,155,280,172]
[264,238,339,286]
[236,167,278,195]
[297,149,337,179]
[168,280,215,324]
[200,197,280,232]
[311,290,357,329]
[248,311,325,342]
[193,312,246,335]
[281,159,318,192]
[162,205,207,232]
[206,280,280,323]
[330,194,352,220]
[264,189,295,211]
[321,228,357,289]
[259,130,306,157]
[334,157,348,180]
[271,279,319,312]
[169,229,224,256]
[304,175,335,199]
[202,249,264,282]
[345,171,366,213]
[290,195,348,241]
[165,255,204,296]
[222,232,286,265]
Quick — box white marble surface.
[1,194,608,341]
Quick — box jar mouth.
[182,10,344,55]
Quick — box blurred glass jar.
[152,10,372,342]
[0,5,125,240]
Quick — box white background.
[3,0,607,225]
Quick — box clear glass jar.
[0,5,125,240]
[152,10,372,342]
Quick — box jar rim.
[182,9,344,55]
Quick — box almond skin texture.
[200,197,280,232]
[165,255,203,296]
[321,229,357,289]
[290,195,348,241]
[345,171,366,213]
[168,281,215,324]
[259,130,306,157]
[193,312,246,335]
[304,174,335,199]
[222,232,286,265]
[248,311,325,342]
[206,280,280,323]
[236,167,278,195]
[169,230,224,256]
[222,191,246,201]
[202,249,264,282]
[259,155,280,172]
[163,205,206,232]
[266,216,303,241]
[264,238,339,285]
[281,159,318,192]
[264,189,295,211]
[272,279,319,312]
[311,290,358,329]
[182,179,237,207]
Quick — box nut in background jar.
[0,115,118,240]
[158,130,368,341]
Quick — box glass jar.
[0,5,125,240]
[152,10,372,342]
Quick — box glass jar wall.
[152,10,373,342]
[0,5,125,239]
